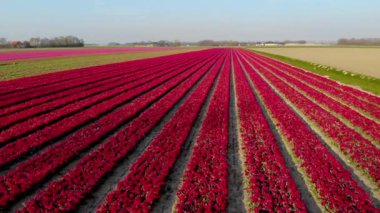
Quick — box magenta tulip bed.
[0,48,379,212]
[0,47,172,61]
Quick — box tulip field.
[0,48,379,212]
[0,47,173,61]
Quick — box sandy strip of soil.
[253,48,380,78]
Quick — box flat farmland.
[252,47,380,78]
[0,48,379,212]
[0,47,174,61]
[0,48,194,80]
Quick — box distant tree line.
[124,40,183,47]
[123,40,310,47]
[126,40,244,47]
[0,36,84,48]
[337,38,380,46]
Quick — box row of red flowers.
[97,52,227,213]
[175,53,231,212]
[0,47,173,62]
[238,51,377,212]
[0,49,191,96]
[19,51,223,212]
[232,51,307,212]
[0,49,197,114]
[0,62,151,108]
[0,55,195,130]
[0,55,207,167]
[0,51,214,207]
[250,51,380,108]
[0,48,377,212]
[0,70,126,117]
[246,53,380,144]
[243,51,380,186]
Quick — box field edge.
[248,49,380,95]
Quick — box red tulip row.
[97,54,227,213]
[0,64,150,107]
[0,51,221,208]
[242,52,380,186]
[0,51,197,109]
[175,53,231,212]
[237,51,377,212]
[0,47,172,62]
[0,55,199,129]
[0,68,192,150]
[247,51,380,119]
[0,53,216,169]
[0,48,378,212]
[0,72,123,117]
[249,50,380,107]
[0,74,131,128]
[0,49,194,96]
[19,52,224,212]
[0,54,201,130]
[0,52,194,117]
[0,60,129,96]
[232,52,307,212]
[98,53,227,212]
[243,52,380,144]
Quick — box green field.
[249,49,380,95]
[0,49,192,81]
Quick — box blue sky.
[1,0,379,43]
